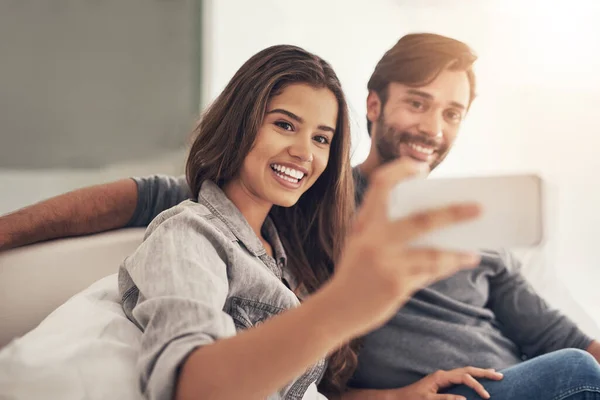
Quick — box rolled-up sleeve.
[126,175,192,228]
[119,209,237,400]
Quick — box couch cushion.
[0,228,145,347]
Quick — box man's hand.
[587,340,600,364]
[388,367,503,400]
[339,367,503,400]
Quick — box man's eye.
[410,100,424,110]
[445,110,462,123]
[275,121,294,131]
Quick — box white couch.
[0,228,331,400]
[0,228,145,348]
[1,228,598,349]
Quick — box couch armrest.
[0,228,145,348]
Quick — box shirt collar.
[197,180,287,267]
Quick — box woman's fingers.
[356,159,428,227]
[402,248,481,281]
[390,202,482,244]
[354,157,481,252]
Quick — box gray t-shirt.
[128,172,592,389]
[127,175,192,227]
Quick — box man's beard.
[374,116,450,170]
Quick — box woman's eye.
[313,135,330,145]
[275,121,294,131]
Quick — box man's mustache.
[391,129,443,149]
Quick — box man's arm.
[0,179,138,251]
[587,341,600,363]
[487,250,594,358]
[0,174,191,251]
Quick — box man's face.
[368,68,471,170]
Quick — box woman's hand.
[328,158,483,338]
[388,367,504,400]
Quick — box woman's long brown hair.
[185,45,357,395]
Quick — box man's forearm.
[0,178,138,251]
[587,340,600,363]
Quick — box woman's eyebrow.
[267,108,335,133]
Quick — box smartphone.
[388,174,545,251]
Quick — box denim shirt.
[118,180,326,400]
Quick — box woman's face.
[235,83,339,208]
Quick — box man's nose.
[418,111,443,138]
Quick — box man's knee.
[554,348,596,365]
[552,348,600,380]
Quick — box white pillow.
[0,273,144,400]
[0,274,329,400]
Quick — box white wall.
[0,0,198,215]
[202,0,600,329]
[0,0,199,169]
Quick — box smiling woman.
[119,44,358,400]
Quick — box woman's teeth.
[407,142,434,155]
[276,173,299,183]
[271,164,305,183]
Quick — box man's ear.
[366,91,382,124]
